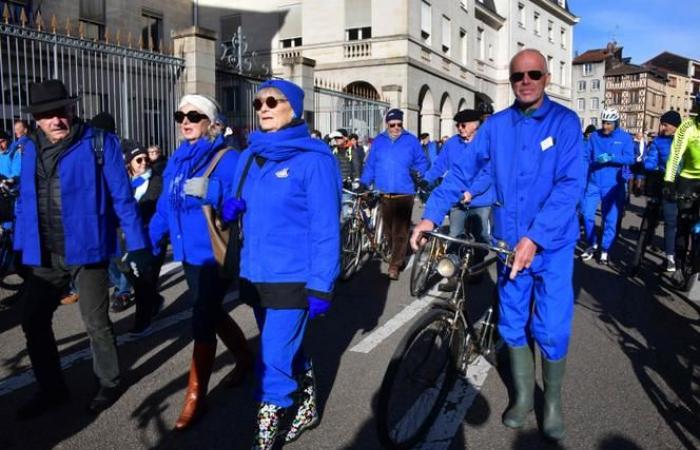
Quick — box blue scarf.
[167,135,224,211]
[131,169,152,202]
[247,121,333,162]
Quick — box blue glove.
[693,221,700,235]
[595,153,613,164]
[308,295,330,319]
[222,198,247,223]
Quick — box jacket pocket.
[263,231,308,278]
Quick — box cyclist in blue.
[580,108,635,264]
[420,108,493,291]
[412,49,584,441]
[643,110,681,272]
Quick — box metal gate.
[215,68,263,148]
[0,16,184,153]
[314,84,389,141]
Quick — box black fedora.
[24,79,79,115]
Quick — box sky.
[569,0,700,64]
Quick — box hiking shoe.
[599,252,609,265]
[580,247,595,261]
[110,293,134,313]
[666,256,676,273]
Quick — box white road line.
[0,262,237,397]
[416,356,493,450]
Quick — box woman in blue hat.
[223,79,341,449]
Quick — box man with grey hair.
[412,49,584,441]
[14,79,151,419]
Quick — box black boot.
[502,345,534,429]
[542,357,567,440]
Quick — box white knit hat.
[178,94,219,122]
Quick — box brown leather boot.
[174,342,217,430]
[216,314,253,388]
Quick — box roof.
[573,49,608,64]
[644,52,691,77]
[605,63,666,79]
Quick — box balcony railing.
[344,41,372,59]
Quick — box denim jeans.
[662,198,677,257]
[448,205,491,243]
[108,259,131,296]
[22,254,119,391]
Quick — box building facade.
[571,43,622,129]
[604,64,666,135]
[645,52,700,117]
[207,0,578,138]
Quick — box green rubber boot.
[502,345,534,429]
[542,357,567,441]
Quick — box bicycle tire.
[340,220,360,280]
[376,307,465,449]
[374,211,393,264]
[409,238,434,297]
[629,214,649,275]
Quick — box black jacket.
[137,173,163,224]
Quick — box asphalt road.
[0,196,698,450]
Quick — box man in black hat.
[419,109,492,290]
[360,109,429,280]
[14,79,151,419]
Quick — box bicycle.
[671,191,700,296]
[376,230,513,449]
[409,230,448,297]
[339,189,389,280]
[628,172,664,276]
[0,184,22,304]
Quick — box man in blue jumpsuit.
[411,49,584,441]
[580,108,635,264]
[420,108,494,291]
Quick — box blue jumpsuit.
[424,96,584,360]
[581,128,635,252]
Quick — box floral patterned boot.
[252,402,285,450]
[284,368,320,443]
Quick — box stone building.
[604,64,666,135]
[571,42,623,129]
[644,51,700,117]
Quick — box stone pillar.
[381,84,402,108]
[420,112,440,140]
[171,27,217,97]
[281,56,316,123]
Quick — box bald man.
[412,49,584,441]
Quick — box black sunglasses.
[387,122,403,129]
[134,156,147,164]
[174,110,207,123]
[509,70,545,83]
[253,96,289,111]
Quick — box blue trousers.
[582,182,625,251]
[497,244,575,361]
[253,307,310,407]
[662,199,678,257]
[448,205,491,243]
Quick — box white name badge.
[540,136,554,151]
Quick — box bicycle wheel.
[377,307,465,449]
[628,213,649,275]
[375,213,393,263]
[340,220,360,280]
[410,237,435,297]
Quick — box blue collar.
[510,95,553,124]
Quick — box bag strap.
[203,147,233,179]
[235,153,256,199]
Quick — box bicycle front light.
[436,254,461,278]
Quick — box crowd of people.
[1,45,698,449]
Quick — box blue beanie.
[257,79,305,118]
[385,108,404,122]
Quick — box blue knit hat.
[385,108,404,122]
[257,79,304,118]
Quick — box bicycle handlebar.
[342,188,380,197]
[422,230,513,256]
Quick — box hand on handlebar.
[410,219,435,251]
[461,191,473,204]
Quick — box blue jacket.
[424,96,585,251]
[422,141,439,166]
[424,134,494,208]
[15,126,148,266]
[361,130,429,194]
[0,136,25,179]
[149,135,239,266]
[235,122,341,298]
[586,128,635,187]
[643,135,673,173]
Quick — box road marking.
[0,262,238,397]
[417,355,493,449]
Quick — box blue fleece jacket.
[586,127,635,187]
[423,134,494,208]
[149,135,240,266]
[424,96,585,251]
[234,122,341,298]
[361,130,429,194]
[643,135,674,173]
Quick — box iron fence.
[0,19,184,153]
[313,86,389,141]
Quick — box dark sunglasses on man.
[133,156,148,165]
[387,122,403,129]
[253,96,289,111]
[509,70,545,83]
[174,110,208,123]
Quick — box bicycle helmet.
[600,107,620,122]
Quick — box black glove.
[122,248,154,279]
[662,181,676,201]
[416,178,430,192]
